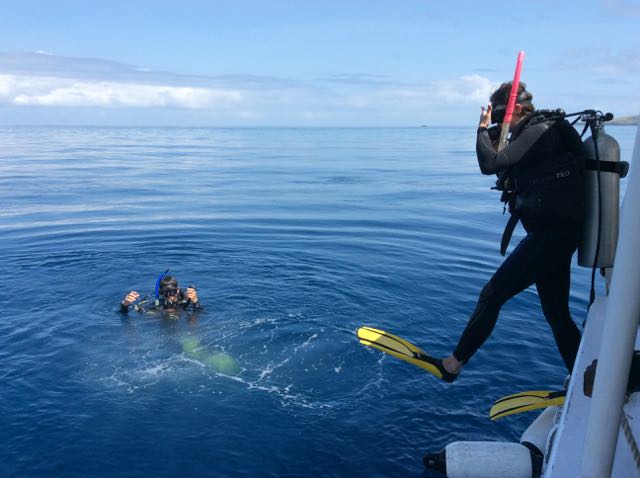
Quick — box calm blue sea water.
[0,125,636,477]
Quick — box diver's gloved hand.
[122,290,140,307]
[185,287,199,305]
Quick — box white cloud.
[433,75,497,104]
[0,74,244,109]
[336,75,496,111]
[0,52,504,124]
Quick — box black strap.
[500,213,520,256]
[585,159,629,178]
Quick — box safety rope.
[621,408,640,472]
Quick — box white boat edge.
[544,118,640,477]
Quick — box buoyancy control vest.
[497,112,586,255]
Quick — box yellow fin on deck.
[490,389,566,420]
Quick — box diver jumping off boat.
[360,81,598,383]
[435,81,587,380]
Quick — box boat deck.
[544,295,640,477]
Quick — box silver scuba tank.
[578,125,621,268]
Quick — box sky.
[0,0,638,126]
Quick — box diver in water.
[432,81,585,382]
[120,274,200,314]
[120,275,238,373]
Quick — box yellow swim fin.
[357,326,457,382]
[490,389,566,420]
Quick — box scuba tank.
[578,118,629,268]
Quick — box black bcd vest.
[497,113,586,255]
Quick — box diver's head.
[490,81,534,126]
[159,275,180,305]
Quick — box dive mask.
[491,104,506,125]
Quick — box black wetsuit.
[452,115,584,372]
[120,291,201,314]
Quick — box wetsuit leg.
[536,235,581,372]
[453,229,581,369]
[453,233,546,363]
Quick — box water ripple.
[2,126,635,477]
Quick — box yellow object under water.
[489,389,566,420]
[356,326,443,379]
[181,336,240,375]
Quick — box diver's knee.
[479,280,496,302]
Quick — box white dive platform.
[543,120,640,477]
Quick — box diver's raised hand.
[479,104,492,129]
[122,290,140,306]
[185,287,198,304]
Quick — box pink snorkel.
[497,50,525,151]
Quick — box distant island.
[609,115,638,125]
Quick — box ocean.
[1,125,636,477]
